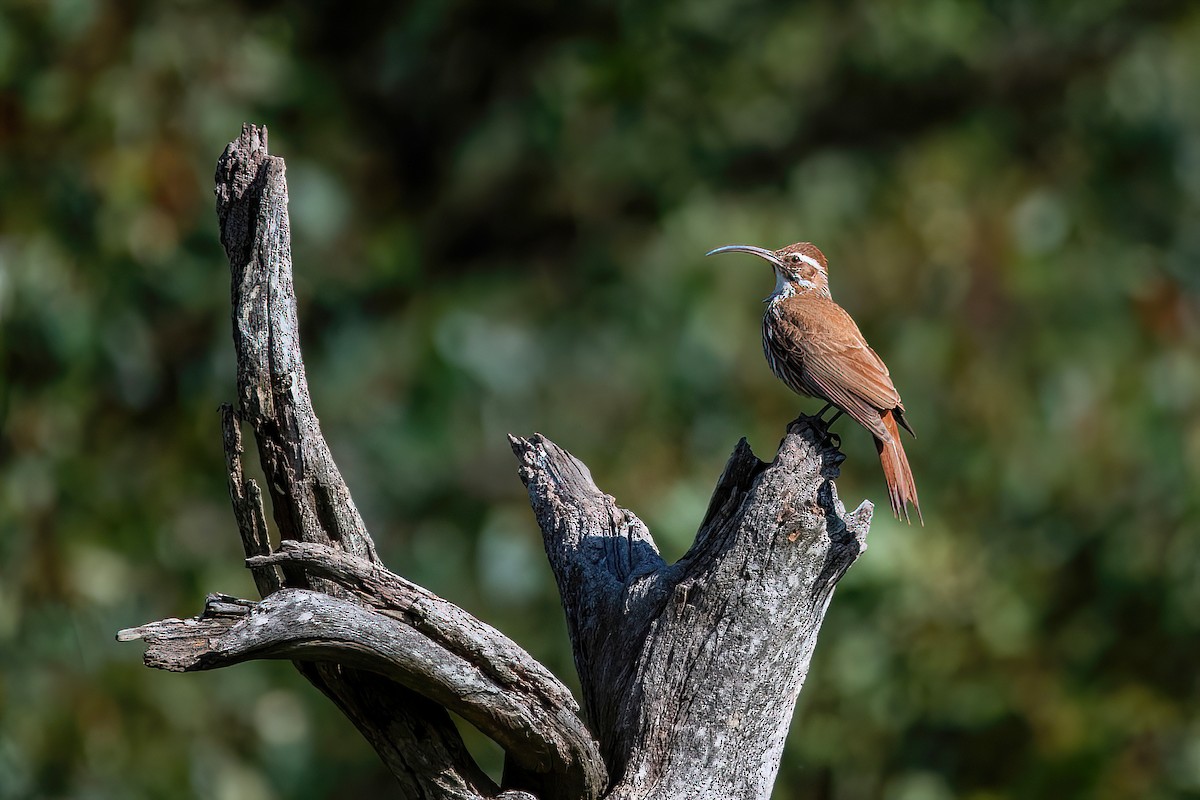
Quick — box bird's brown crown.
[773,242,829,295]
[775,242,827,271]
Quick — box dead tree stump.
[119,124,873,800]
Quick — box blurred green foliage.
[2,0,1199,798]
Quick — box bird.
[706,241,921,524]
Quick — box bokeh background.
[3,0,1199,798]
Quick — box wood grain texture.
[214,123,377,568]
[125,124,606,800]
[120,593,497,799]
[120,123,873,800]
[511,418,872,799]
[119,547,606,799]
[249,542,607,797]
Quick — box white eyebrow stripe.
[795,253,825,272]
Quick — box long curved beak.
[705,244,783,268]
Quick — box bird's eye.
[789,253,802,264]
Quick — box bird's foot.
[810,404,844,449]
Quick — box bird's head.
[706,241,830,299]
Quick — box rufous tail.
[876,410,922,525]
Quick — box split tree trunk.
[119,124,873,800]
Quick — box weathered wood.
[209,123,605,799]
[121,594,497,800]
[214,123,376,569]
[213,124,493,797]
[118,567,605,799]
[120,122,873,800]
[511,420,872,799]
[220,403,281,597]
[249,542,607,797]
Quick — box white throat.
[766,269,817,302]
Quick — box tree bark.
[510,425,871,799]
[119,123,872,800]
